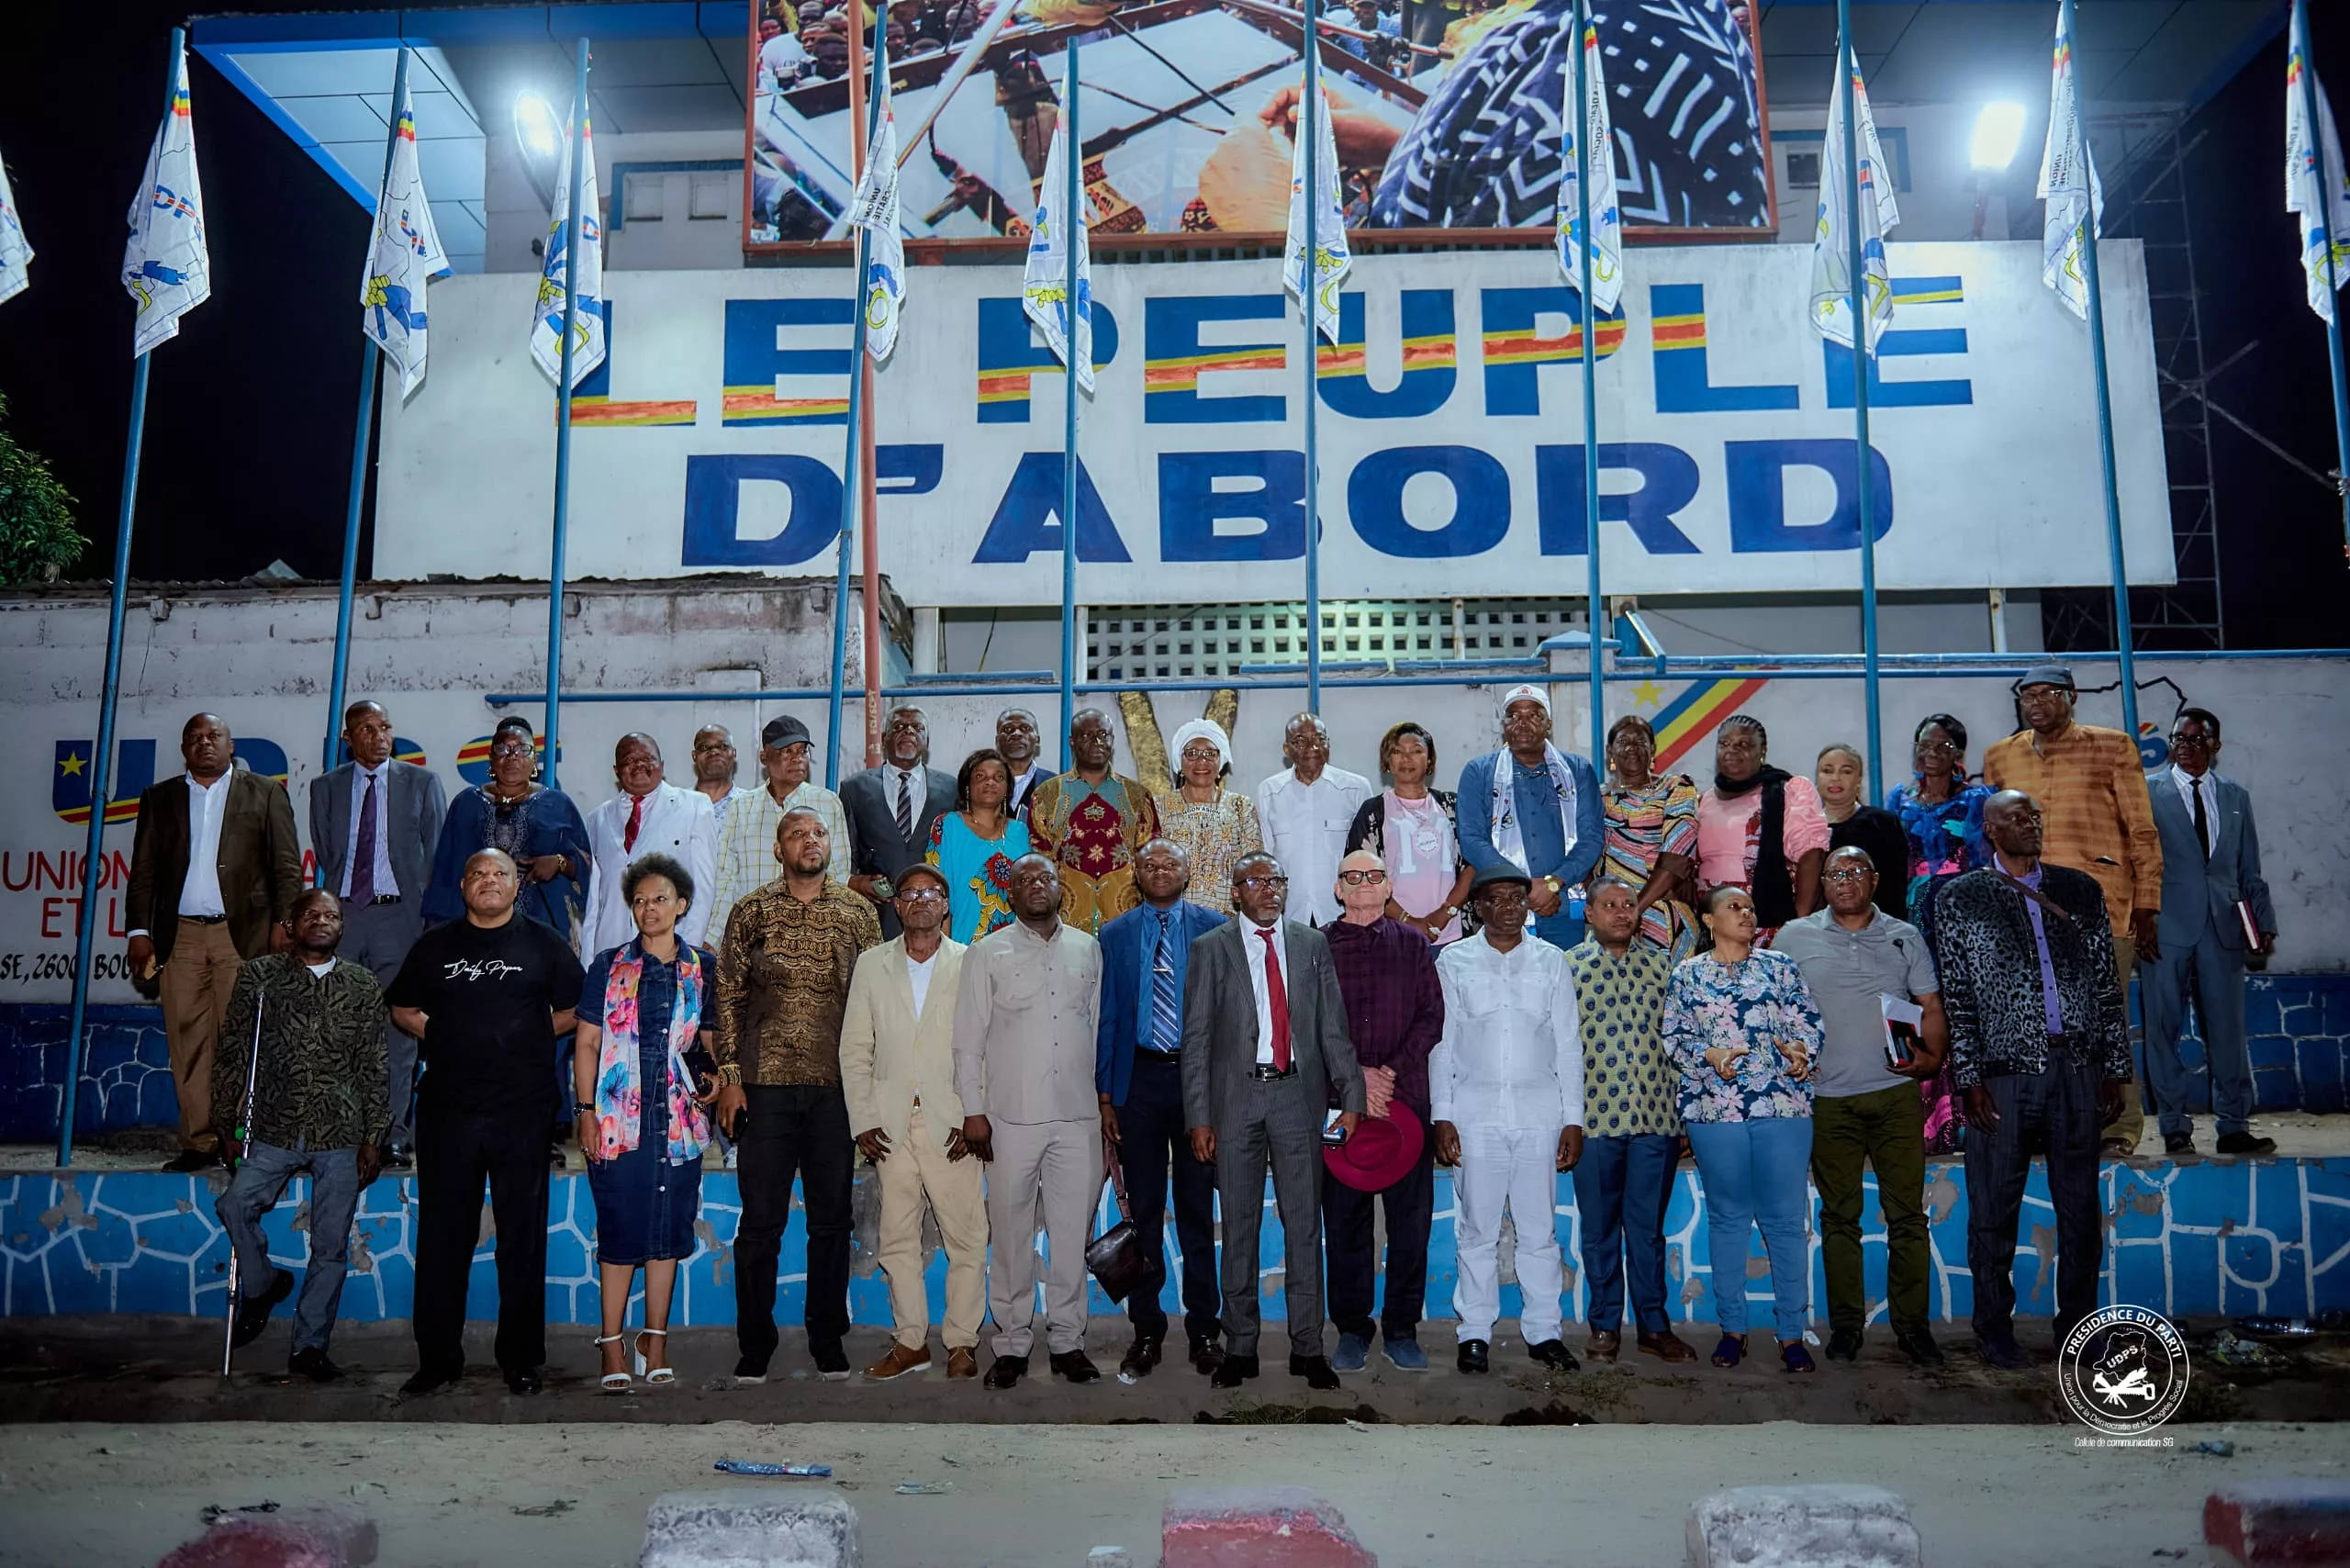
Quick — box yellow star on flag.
[58,751,85,777]
[1631,681,1665,709]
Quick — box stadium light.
[1971,101,2028,171]
[514,92,563,160]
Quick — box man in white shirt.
[1254,712,1371,926]
[578,733,719,958]
[1429,864,1584,1374]
[711,715,851,939]
[689,723,755,834]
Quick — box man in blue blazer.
[2143,708,2278,1158]
[1095,837,1230,1382]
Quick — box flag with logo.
[1553,12,1622,315]
[1808,46,1899,351]
[844,30,906,361]
[0,146,31,307]
[2037,2,2104,319]
[1282,84,1349,344]
[122,45,210,356]
[361,73,450,396]
[2288,1,2350,321]
[1021,69,1093,392]
[530,95,606,387]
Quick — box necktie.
[2192,777,2210,859]
[1151,913,1180,1053]
[351,774,379,902]
[895,770,914,840]
[1256,926,1291,1072]
[623,791,643,853]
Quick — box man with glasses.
[1774,846,1950,1368]
[1255,712,1372,927]
[689,723,755,831]
[1028,708,1161,934]
[711,715,851,939]
[578,734,720,959]
[1319,848,1445,1372]
[841,705,956,939]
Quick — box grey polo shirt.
[1772,908,1940,1100]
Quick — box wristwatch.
[1543,875,1563,894]
[573,1101,596,1116]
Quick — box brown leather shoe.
[1585,1329,1621,1363]
[946,1348,978,1380]
[863,1343,934,1381]
[1638,1328,1699,1364]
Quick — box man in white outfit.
[1429,864,1585,1374]
[578,733,719,957]
[1254,711,1372,927]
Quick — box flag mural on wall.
[1808,48,1899,351]
[2036,2,2103,320]
[122,45,209,356]
[0,145,30,306]
[362,74,450,397]
[1283,86,1351,344]
[531,96,607,387]
[2288,0,2350,322]
[1553,10,1622,315]
[844,29,906,363]
[1020,79,1093,393]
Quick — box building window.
[623,172,666,222]
[1785,150,1821,188]
[690,172,733,220]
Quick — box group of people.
[137,662,2277,1387]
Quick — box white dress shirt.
[341,760,400,899]
[179,772,231,918]
[906,949,936,1016]
[1254,765,1372,925]
[1238,916,1292,1066]
[1429,930,1584,1130]
[2170,766,2215,858]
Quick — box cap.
[894,862,950,894]
[762,715,812,748]
[1498,682,1551,716]
[2013,664,2075,694]
[1471,863,1534,895]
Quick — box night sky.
[1,3,2344,646]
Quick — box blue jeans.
[1685,1117,1814,1342]
[1571,1133,1679,1336]
[216,1139,362,1353]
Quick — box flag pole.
[60,25,184,1168]
[1835,0,1885,787]
[829,17,887,790]
[2295,0,2350,555]
[325,46,408,772]
[544,37,590,790]
[2062,0,2141,745]
[846,18,886,770]
[1059,38,1082,768]
[1301,16,1323,715]
[1572,0,1604,767]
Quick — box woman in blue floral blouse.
[1663,886,1827,1373]
[1885,713,1995,1154]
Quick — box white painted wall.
[485,128,746,274]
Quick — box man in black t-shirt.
[387,848,584,1396]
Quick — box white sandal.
[594,1333,632,1393]
[637,1327,675,1385]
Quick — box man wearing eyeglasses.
[1319,849,1444,1373]
[840,705,956,939]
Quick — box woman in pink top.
[1694,716,1829,946]
[1345,722,1472,945]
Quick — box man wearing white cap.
[1255,712,1372,927]
[1456,684,1604,948]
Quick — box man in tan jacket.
[839,862,989,1380]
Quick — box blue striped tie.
[1151,913,1181,1053]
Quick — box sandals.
[637,1328,676,1385]
[1710,1332,1748,1369]
[1781,1339,1816,1374]
[594,1333,632,1393]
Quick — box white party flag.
[122,46,210,356]
[2288,1,2350,321]
[361,73,450,397]
[530,96,606,388]
[844,32,906,362]
[0,146,31,307]
[1020,75,1093,392]
[1281,84,1350,344]
[1808,47,1899,351]
[2037,3,2105,320]
[1553,12,1622,316]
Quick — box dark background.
[0,3,2344,645]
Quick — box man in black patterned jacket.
[1932,790,2130,1370]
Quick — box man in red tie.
[577,734,719,963]
[1181,850,1364,1390]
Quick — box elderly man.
[840,704,956,938]
[1320,847,1444,1373]
[1096,839,1231,1380]
[1255,712,1372,927]
[215,889,388,1383]
[126,712,305,1171]
[840,862,988,1382]
[1184,850,1364,1391]
[579,734,720,958]
[1028,708,1162,934]
[1774,846,1950,1369]
[997,707,1051,819]
[1934,790,2131,1367]
[1566,878,1695,1364]
[1983,665,2161,1156]
[1457,685,1604,949]
[954,853,1106,1388]
[713,804,882,1383]
[711,715,852,938]
[2143,708,2278,1158]
[689,723,755,833]
[1431,865,1583,1374]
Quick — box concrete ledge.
[1162,1486,1375,1567]
[156,1506,378,1568]
[640,1488,858,1568]
[2205,1479,2350,1567]
[1686,1484,1920,1568]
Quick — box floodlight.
[514,93,563,160]
[1971,101,2027,171]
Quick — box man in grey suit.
[839,704,956,938]
[1183,849,1363,1391]
[308,700,447,1164]
[2143,708,2278,1158]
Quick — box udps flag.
[1021,84,1093,392]
[2288,1,2350,321]
[1554,14,1622,316]
[845,35,906,362]
[362,72,450,396]
[1282,84,1349,345]
[122,45,210,356]
[531,96,606,387]
[1808,49,1899,351]
[0,146,31,307]
[2037,3,2104,320]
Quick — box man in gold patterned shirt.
[1026,708,1161,934]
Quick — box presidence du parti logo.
[2059,1305,2189,1443]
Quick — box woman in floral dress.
[925,748,1030,943]
[1598,714,1703,962]
[1149,719,1260,917]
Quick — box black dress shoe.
[399,1364,462,1396]
[288,1348,344,1383]
[1289,1354,1340,1390]
[382,1146,415,1172]
[504,1368,543,1395]
[230,1267,294,1349]
[1188,1335,1226,1376]
[1895,1327,1947,1370]
[1528,1338,1579,1372]
[1210,1352,1259,1388]
[983,1354,1028,1389]
[2216,1131,2278,1157]
[1457,1338,1489,1374]
[1825,1327,1864,1362]
[1975,1336,2031,1372]
[2163,1131,2195,1156]
[162,1149,221,1174]
[1119,1335,1162,1381]
[1050,1350,1102,1383]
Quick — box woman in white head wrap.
[1149,719,1263,915]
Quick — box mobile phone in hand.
[1321,1108,1348,1147]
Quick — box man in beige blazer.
[840,863,989,1382]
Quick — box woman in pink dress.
[1693,716,1830,947]
[1346,722,1474,945]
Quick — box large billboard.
[744,0,1776,250]
[375,242,2175,607]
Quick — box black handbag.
[1084,1138,1148,1305]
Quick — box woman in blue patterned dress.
[925,748,1030,944]
[1886,713,1995,1153]
[1663,886,1827,1374]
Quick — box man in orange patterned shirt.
[1026,709,1161,934]
[1982,665,2163,1157]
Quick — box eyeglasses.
[1916,739,1963,756]
[1338,868,1387,886]
[489,743,534,759]
[1236,875,1290,890]
[896,886,946,902]
[1822,868,1873,885]
[1181,747,1221,763]
[2171,732,2213,748]
[694,740,733,754]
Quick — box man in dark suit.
[1097,838,1231,1382]
[308,700,448,1167]
[1182,849,1364,1391]
[2143,708,2278,1159]
[124,713,304,1171]
[838,704,954,938]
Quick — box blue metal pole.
[2064,0,2142,747]
[1059,37,1082,771]
[60,26,184,1168]
[1302,15,1322,715]
[1572,0,1604,767]
[2296,0,2350,556]
[544,36,590,790]
[828,24,888,790]
[1835,2,1885,792]
[325,46,408,770]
